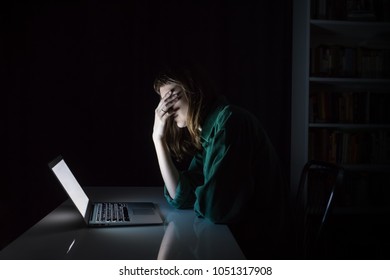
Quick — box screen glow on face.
[52,159,89,218]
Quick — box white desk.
[0,187,245,260]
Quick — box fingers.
[156,90,172,112]
[156,90,181,118]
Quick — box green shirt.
[164,96,286,226]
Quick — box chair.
[293,160,344,259]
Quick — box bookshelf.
[291,0,390,212]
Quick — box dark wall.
[4,0,292,250]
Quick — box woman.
[152,63,287,259]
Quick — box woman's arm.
[152,90,180,199]
[153,138,179,199]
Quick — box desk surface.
[0,187,245,260]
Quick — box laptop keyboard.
[95,203,130,222]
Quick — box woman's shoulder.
[201,95,266,140]
[215,103,261,129]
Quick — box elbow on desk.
[168,197,195,210]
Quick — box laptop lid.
[48,155,92,224]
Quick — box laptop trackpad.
[132,208,155,215]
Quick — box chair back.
[294,160,344,258]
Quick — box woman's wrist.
[153,136,170,156]
[152,134,166,145]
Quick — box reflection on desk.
[0,187,245,260]
[157,212,244,259]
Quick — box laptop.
[48,155,164,226]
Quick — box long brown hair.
[153,62,217,161]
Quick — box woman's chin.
[175,121,187,128]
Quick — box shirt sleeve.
[164,152,204,209]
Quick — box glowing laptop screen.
[51,159,89,218]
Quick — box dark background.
[3,0,292,250]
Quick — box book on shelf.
[311,0,390,22]
[309,128,390,164]
[309,90,390,124]
[310,45,390,78]
[346,0,377,21]
[337,170,390,208]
